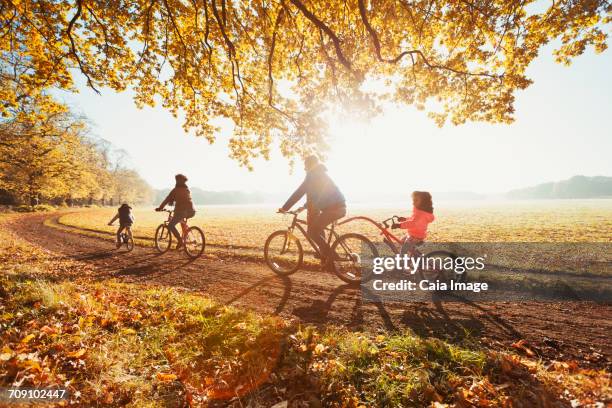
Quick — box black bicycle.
[118,230,134,252]
[154,209,205,259]
[264,206,378,285]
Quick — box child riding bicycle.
[391,191,435,255]
[108,203,134,248]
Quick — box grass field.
[59,199,612,248]
[2,214,610,406]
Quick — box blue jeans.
[398,236,423,274]
[399,236,423,257]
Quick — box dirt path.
[8,213,611,369]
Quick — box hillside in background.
[155,176,612,205]
[506,176,612,199]
[155,187,284,205]
[154,187,485,205]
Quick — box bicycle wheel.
[125,234,134,252]
[420,251,465,284]
[154,224,172,254]
[264,230,303,275]
[184,226,205,259]
[330,233,379,285]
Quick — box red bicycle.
[340,214,464,283]
[154,209,206,259]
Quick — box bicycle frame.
[280,209,420,259]
[337,215,404,247]
[161,209,189,238]
[120,226,132,239]
[282,207,339,257]
[337,215,421,255]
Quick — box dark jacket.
[118,205,134,226]
[159,185,195,214]
[282,164,345,211]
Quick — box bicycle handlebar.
[381,215,403,229]
[278,205,306,215]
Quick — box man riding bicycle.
[155,174,196,250]
[279,155,346,267]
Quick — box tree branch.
[136,0,157,67]
[288,0,354,73]
[357,0,502,79]
[66,0,100,93]
[162,0,189,69]
[268,6,284,106]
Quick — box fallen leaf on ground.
[67,349,86,359]
[156,372,177,382]
[511,339,536,357]
[40,325,57,335]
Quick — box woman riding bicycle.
[155,174,196,249]
[279,155,346,267]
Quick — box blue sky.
[53,43,611,196]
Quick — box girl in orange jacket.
[392,191,435,255]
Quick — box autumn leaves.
[0,97,153,206]
[2,0,609,166]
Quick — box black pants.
[308,204,346,259]
[116,224,132,242]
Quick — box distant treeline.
[155,188,282,205]
[506,176,612,199]
[0,94,153,208]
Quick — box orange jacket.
[400,207,435,239]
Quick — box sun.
[322,105,444,196]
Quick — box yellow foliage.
[0,94,153,205]
[1,0,609,164]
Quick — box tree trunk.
[28,175,37,209]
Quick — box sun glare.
[324,108,435,197]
